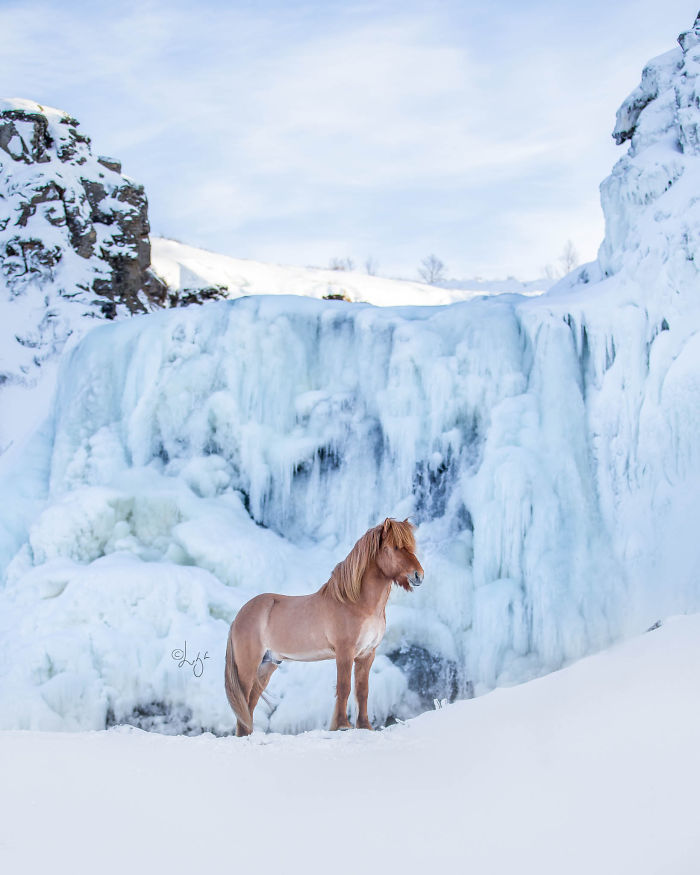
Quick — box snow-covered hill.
[2,614,699,874]
[0,99,544,459]
[151,236,549,307]
[3,15,700,735]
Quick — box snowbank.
[2,614,699,874]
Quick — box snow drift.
[3,615,699,875]
[3,16,700,733]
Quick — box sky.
[1,0,699,280]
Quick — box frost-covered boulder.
[599,13,700,283]
[0,98,167,385]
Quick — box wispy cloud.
[0,0,697,277]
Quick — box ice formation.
[3,17,700,733]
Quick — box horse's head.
[376,518,424,591]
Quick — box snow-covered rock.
[0,103,545,457]
[600,18,700,282]
[0,98,166,388]
[3,16,700,735]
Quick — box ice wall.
[3,17,700,734]
[0,279,695,734]
[600,16,700,289]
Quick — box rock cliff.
[0,98,167,384]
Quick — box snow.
[0,97,160,454]
[3,17,700,737]
[150,235,550,306]
[0,277,696,733]
[2,613,699,874]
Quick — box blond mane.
[322,518,416,604]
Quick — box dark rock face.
[386,644,462,710]
[105,701,218,737]
[0,98,166,315]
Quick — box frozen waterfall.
[3,16,700,733]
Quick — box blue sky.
[1,0,698,279]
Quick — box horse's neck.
[358,563,393,615]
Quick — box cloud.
[1,0,698,278]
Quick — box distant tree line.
[324,238,580,286]
[326,253,447,284]
[543,240,579,280]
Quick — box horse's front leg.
[330,651,353,730]
[354,649,376,730]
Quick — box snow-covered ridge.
[151,236,548,307]
[0,94,545,455]
[3,16,700,734]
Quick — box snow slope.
[3,15,700,735]
[151,235,548,306]
[2,614,699,875]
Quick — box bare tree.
[559,240,579,274]
[329,257,355,271]
[418,254,446,285]
[365,256,378,276]
[542,240,580,281]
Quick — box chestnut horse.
[225,518,424,735]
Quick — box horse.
[224,517,424,735]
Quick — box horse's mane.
[321,518,416,604]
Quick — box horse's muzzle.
[409,570,424,588]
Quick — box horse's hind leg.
[232,639,267,737]
[248,660,278,715]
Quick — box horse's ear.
[383,518,391,536]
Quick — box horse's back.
[232,592,277,633]
[231,590,338,663]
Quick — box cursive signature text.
[171,640,210,678]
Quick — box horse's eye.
[394,546,398,551]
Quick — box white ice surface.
[2,614,699,875]
[0,274,698,734]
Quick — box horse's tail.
[225,630,253,735]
